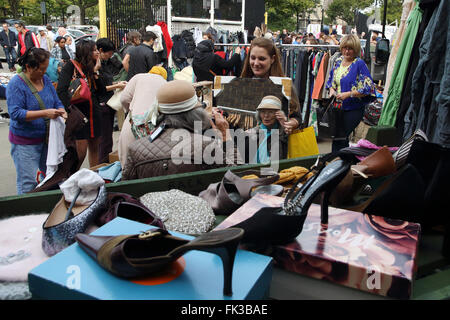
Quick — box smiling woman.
[240,37,301,137]
[326,34,376,152]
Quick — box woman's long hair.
[75,40,96,78]
[240,37,284,78]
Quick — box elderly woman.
[242,96,289,163]
[122,80,238,180]
[240,37,301,135]
[118,67,167,167]
[326,34,376,152]
[6,48,67,194]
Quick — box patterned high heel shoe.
[42,185,107,256]
[75,227,245,296]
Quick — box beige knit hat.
[156,80,202,114]
[256,95,282,110]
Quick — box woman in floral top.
[326,34,376,152]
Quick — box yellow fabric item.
[241,174,259,180]
[287,126,320,159]
[149,66,168,80]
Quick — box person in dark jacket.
[57,40,107,168]
[15,22,40,57]
[0,22,18,71]
[126,31,157,81]
[192,40,241,82]
[95,37,127,164]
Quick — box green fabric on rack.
[378,0,423,127]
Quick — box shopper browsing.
[6,48,66,194]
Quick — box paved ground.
[0,62,331,198]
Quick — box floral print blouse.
[326,56,376,110]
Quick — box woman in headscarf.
[192,39,241,82]
[117,66,167,167]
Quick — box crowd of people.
[0,22,76,72]
[260,28,342,46]
[3,23,375,195]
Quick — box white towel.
[45,117,67,178]
[59,169,105,205]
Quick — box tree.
[381,0,403,25]
[266,0,318,32]
[266,7,296,32]
[75,0,98,24]
[284,0,319,32]
[326,0,373,26]
[7,0,21,19]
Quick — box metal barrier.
[105,0,167,49]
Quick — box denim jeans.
[332,107,364,152]
[10,143,48,195]
[3,46,17,69]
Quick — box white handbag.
[106,89,123,111]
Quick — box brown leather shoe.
[351,146,396,178]
[75,228,245,296]
[199,170,280,215]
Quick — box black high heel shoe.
[230,154,354,245]
[75,228,244,296]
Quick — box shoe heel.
[204,238,240,296]
[320,189,331,224]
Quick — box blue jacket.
[0,29,17,48]
[7,74,64,138]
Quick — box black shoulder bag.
[317,96,346,140]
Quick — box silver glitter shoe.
[42,185,108,256]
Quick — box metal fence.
[105,0,167,49]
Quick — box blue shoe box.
[28,217,273,300]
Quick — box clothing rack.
[214,43,251,47]
[279,44,340,48]
[217,106,256,115]
[213,43,340,48]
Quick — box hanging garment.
[157,21,173,59]
[193,27,203,45]
[311,52,329,100]
[396,0,441,135]
[146,25,164,53]
[294,50,308,106]
[382,0,416,105]
[301,53,314,123]
[403,0,450,147]
[171,35,189,70]
[378,2,423,126]
[322,52,341,99]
